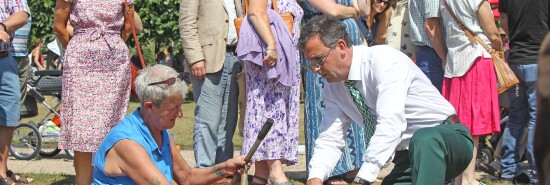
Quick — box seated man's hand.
[307,178,323,185]
[224,156,247,176]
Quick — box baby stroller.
[10,70,74,160]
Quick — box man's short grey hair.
[298,15,353,50]
[134,64,188,107]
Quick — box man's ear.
[337,39,348,55]
[143,101,154,114]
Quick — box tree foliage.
[27,0,181,57]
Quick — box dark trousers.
[382,123,473,185]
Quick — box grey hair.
[298,15,353,50]
[134,64,188,107]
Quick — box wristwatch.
[353,177,372,185]
[0,22,6,31]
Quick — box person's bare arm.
[308,0,358,19]
[2,11,29,33]
[499,13,509,37]
[356,0,371,17]
[374,7,393,45]
[32,49,44,70]
[425,18,447,64]
[133,11,143,34]
[171,137,246,185]
[104,140,171,185]
[53,0,72,48]
[248,0,277,66]
[477,1,502,52]
[121,3,135,41]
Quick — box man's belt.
[444,114,460,124]
[226,45,237,53]
[0,51,8,58]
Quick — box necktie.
[345,80,376,146]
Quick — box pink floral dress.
[59,0,131,152]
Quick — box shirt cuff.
[307,169,328,182]
[357,162,381,182]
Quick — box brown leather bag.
[234,0,294,37]
[443,0,519,94]
[123,0,147,99]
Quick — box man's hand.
[191,60,206,79]
[223,156,247,176]
[307,178,323,185]
[0,28,10,43]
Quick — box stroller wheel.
[477,148,494,165]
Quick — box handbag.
[234,0,294,37]
[386,0,416,60]
[443,0,519,94]
[123,0,147,99]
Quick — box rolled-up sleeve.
[308,91,351,181]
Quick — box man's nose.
[312,67,321,74]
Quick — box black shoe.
[502,173,532,185]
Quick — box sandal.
[6,171,32,184]
[0,176,19,185]
[249,175,268,185]
[268,178,293,185]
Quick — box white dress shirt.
[223,0,238,46]
[307,45,456,182]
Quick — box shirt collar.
[347,46,363,81]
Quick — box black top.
[499,0,549,64]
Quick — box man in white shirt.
[298,15,473,185]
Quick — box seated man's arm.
[171,137,246,185]
[105,140,171,185]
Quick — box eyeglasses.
[148,73,185,86]
[375,0,390,6]
[303,44,336,71]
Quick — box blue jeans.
[500,64,538,183]
[190,51,241,168]
[415,46,443,92]
[0,54,21,127]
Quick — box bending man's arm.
[307,90,350,184]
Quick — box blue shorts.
[0,53,21,127]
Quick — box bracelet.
[213,165,225,177]
[0,22,6,32]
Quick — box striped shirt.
[440,0,491,77]
[408,0,440,47]
[0,0,30,52]
[10,18,30,56]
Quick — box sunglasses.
[302,44,336,71]
[148,73,185,86]
[375,0,390,6]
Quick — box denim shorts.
[0,53,21,127]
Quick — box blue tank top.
[93,108,173,185]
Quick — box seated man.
[299,15,474,185]
[92,64,246,185]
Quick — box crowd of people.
[0,0,549,184]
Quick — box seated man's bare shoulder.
[104,139,170,185]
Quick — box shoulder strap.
[443,0,493,52]
[124,0,146,69]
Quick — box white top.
[224,0,238,46]
[307,45,456,182]
[440,0,492,77]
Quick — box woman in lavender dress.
[236,0,303,184]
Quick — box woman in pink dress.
[53,0,141,184]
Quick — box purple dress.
[239,0,303,164]
[59,0,131,152]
